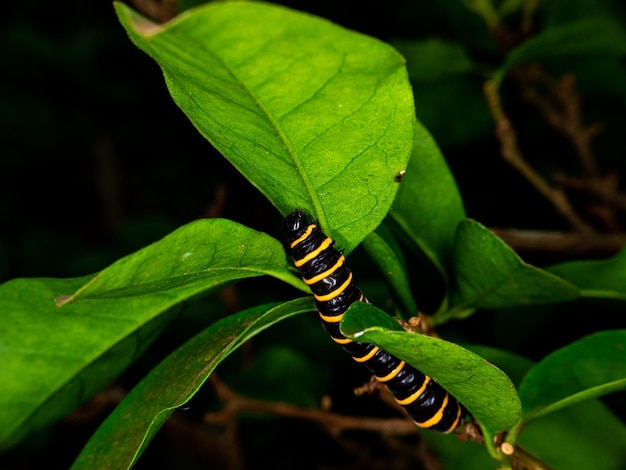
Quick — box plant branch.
[205,375,418,437]
[512,67,626,231]
[555,172,626,213]
[518,68,602,179]
[484,80,594,233]
[491,227,626,256]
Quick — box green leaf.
[114,1,415,253]
[494,18,626,86]
[361,226,417,317]
[519,399,626,470]
[389,124,466,279]
[0,218,297,451]
[518,330,626,423]
[71,298,314,470]
[548,247,626,300]
[463,344,533,388]
[340,302,521,435]
[66,219,301,300]
[447,219,579,318]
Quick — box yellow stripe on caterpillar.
[304,256,345,285]
[353,346,380,363]
[416,393,449,428]
[331,336,352,345]
[313,272,352,302]
[295,237,333,267]
[395,376,430,405]
[441,401,464,433]
[319,312,343,323]
[376,360,406,382]
[290,224,315,249]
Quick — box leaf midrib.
[163,9,330,227]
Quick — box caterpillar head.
[284,209,310,240]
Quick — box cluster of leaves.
[1,1,626,469]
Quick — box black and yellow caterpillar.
[284,209,465,433]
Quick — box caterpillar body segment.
[284,209,465,433]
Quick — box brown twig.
[205,377,492,469]
[491,227,626,257]
[554,172,625,230]
[205,376,418,437]
[518,67,602,179]
[63,386,125,424]
[556,172,626,213]
[512,66,626,232]
[204,377,559,469]
[484,80,595,234]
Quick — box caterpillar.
[284,209,465,433]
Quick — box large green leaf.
[494,18,626,86]
[517,400,626,470]
[340,302,521,435]
[0,218,298,451]
[517,330,626,423]
[71,298,314,470]
[115,1,415,253]
[463,344,534,388]
[548,247,626,300]
[389,124,465,279]
[426,345,626,470]
[445,219,579,319]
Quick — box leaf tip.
[55,294,74,307]
[114,1,164,37]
